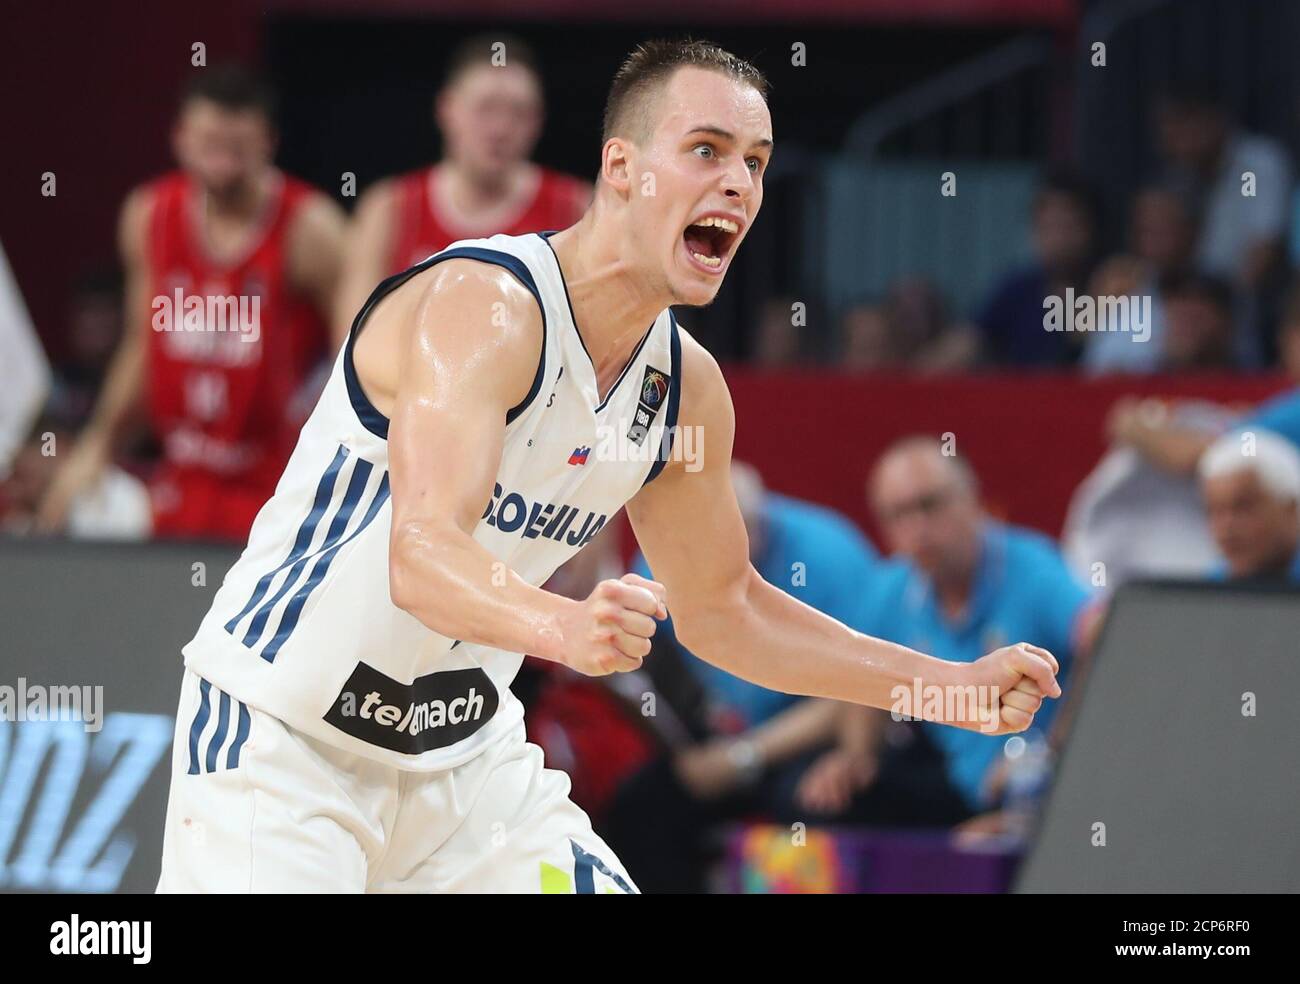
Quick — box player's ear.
[600,137,633,198]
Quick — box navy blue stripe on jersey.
[241,457,373,650]
[570,840,636,894]
[206,690,231,773]
[643,312,683,486]
[343,246,548,439]
[183,678,252,774]
[186,678,212,775]
[258,473,392,664]
[226,701,251,770]
[224,445,349,635]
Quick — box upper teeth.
[695,216,739,233]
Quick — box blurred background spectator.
[34,66,346,543]
[841,437,1094,832]
[0,412,151,538]
[334,34,590,324]
[840,277,980,372]
[752,296,811,367]
[1064,398,1233,589]
[1159,272,1239,371]
[1155,80,1292,290]
[1199,428,1300,582]
[1081,184,1197,374]
[48,268,126,424]
[974,171,1099,368]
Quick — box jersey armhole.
[343,247,549,439]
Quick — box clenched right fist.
[560,573,668,677]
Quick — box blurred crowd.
[3,38,1300,892]
[795,81,1300,377]
[553,423,1300,892]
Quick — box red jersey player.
[39,66,347,542]
[335,35,591,323]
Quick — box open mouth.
[682,215,741,272]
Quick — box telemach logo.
[324,662,498,755]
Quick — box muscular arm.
[626,334,1060,733]
[378,260,663,675]
[287,193,349,349]
[37,187,152,530]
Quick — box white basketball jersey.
[183,232,682,771]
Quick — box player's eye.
[693,144,715,160]
[747,157,762,174]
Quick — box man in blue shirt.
[806,437,1092,818]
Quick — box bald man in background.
[799,437,1094,825]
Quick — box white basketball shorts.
[156,669,637,893]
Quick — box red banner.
[722,370,1289,543]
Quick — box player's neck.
[546,209,670,376]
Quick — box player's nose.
[719,161,755,201]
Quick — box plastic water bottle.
[1001,730,1053,845]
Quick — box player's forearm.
[389,520,577,663]
[676,569,960,712]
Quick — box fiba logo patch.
[641,369,668,409]
[628,365,671,446]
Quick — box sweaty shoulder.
[354,256,544,420]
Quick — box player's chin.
[669,268,727,307]
[672,282,723,308]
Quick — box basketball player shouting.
[158,40,1059,893]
